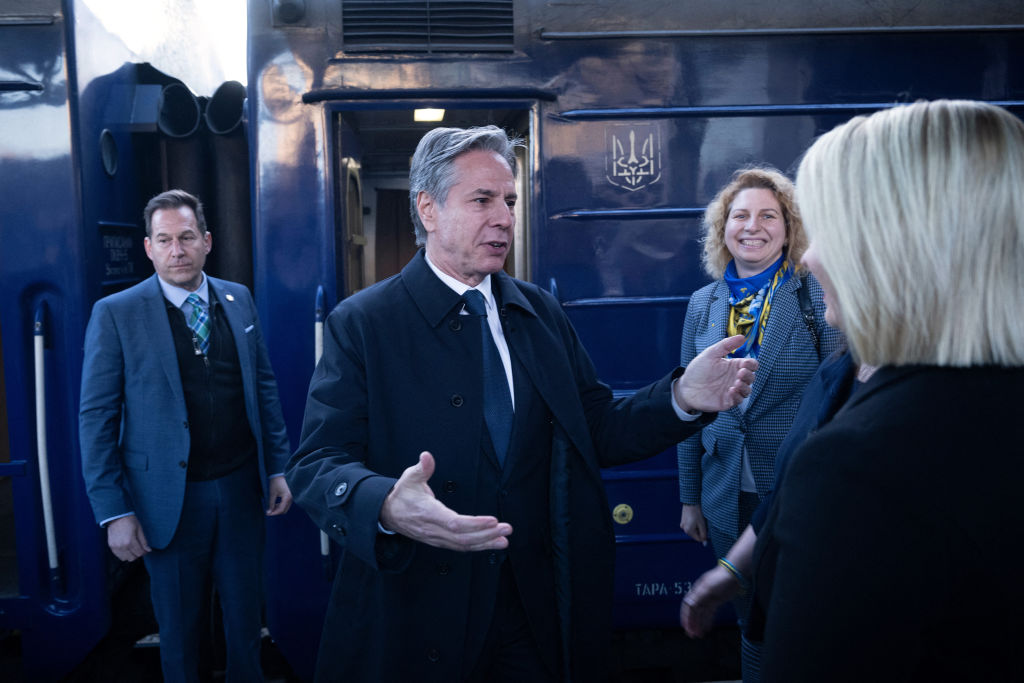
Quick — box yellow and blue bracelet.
[717,557,750,593]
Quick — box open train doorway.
[330,105,534,291]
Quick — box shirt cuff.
[670,378,703,421]
[100,511,136,528]
[377,522,397,535]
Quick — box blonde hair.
[796,99,1024,367]
[700,166,807,279]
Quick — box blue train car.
[245,1,1024,678]
[2,0,1024,679]
[0,1,245,679]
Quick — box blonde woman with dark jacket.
[751,100,1024,682]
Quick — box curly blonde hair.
[700,166,806,280]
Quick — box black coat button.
[438,562,451,576]
[178,461,187,469]
[448,319,462,331]
[450,394,464,407]
[427,648,440,663]
[444,480,457,493]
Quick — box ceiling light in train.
[414,108,445,122]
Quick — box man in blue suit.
[287,126,758,682]
[79,189,292,682]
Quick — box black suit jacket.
[286,251,710,682]
[752,364,1024,682]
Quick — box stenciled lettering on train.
[101,227,137,278]
[606,124,662,192]
[633,580,690,598]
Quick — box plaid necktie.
[185,293,210,355]
[463,289,513,466]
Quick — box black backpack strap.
[797,273,821,360]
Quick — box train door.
[330,105,534,289]
[0,3,118,677]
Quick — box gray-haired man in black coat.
[286,126,756,683]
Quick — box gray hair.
[796,99,1024,366]
[143,189,207,237]
[409,126,522,246]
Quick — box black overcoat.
[752,365,1024,681]
[287,251,709,682]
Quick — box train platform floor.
[1,562,742,682]
[1,626,743,682]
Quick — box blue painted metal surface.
[1,1,232,678]
[245,2,1024,678]
[2,0,1024,678]
[1,2,112,678]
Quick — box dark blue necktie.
[463,289,513,465]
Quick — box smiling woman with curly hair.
[676,165,841,639]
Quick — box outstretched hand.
[380,452,512,552]
[674,335,757,413]
[680,563,743,638]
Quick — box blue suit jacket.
[79,274,290,549]
[677,273,841,536]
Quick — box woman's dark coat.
[751,365,1024,682]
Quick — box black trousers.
[465,563,559,683]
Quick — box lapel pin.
[226,294,235,302]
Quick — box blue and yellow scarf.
[724,254,792,358]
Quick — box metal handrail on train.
[315,286,331,579]
[539,24,1024,40]
[33,303,63,600]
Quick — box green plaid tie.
[186,293,210,355]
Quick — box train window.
[0,323,17,598]
[333,106,533,287]
[99,129,118,177]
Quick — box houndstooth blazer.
[676,272,841,538]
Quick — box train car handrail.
[0,80,44,91]
[314,286,332,579]
[302,86,557,104]
[540,24,1024,40]
[558,100,1024,120]
[33,303,63,600]
[550,207,704,221]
